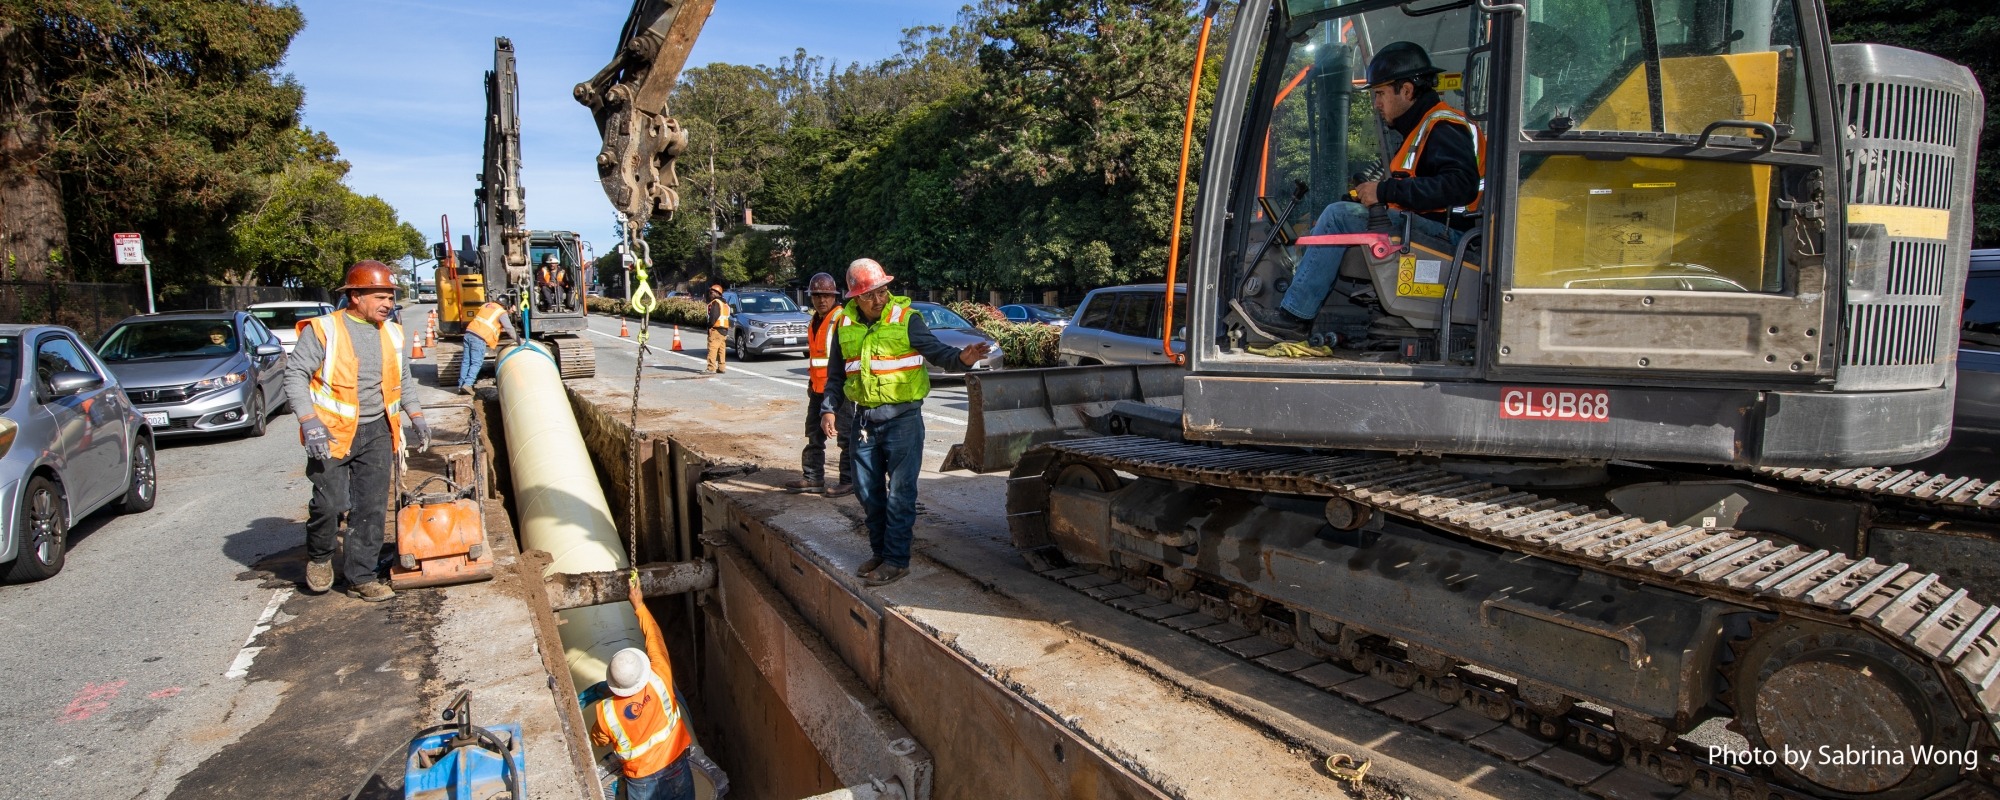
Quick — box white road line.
[585,324,967,426]
[224,588,293,679]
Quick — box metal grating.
[1841,303,1939,367]
[1885,240,1949,295]
[1845,148,1955,209]
[1841,80,1963,149]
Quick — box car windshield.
[915,305,974,330]
[97,320,240,361]
[249,306,328,328]
[735,294,798,314]
[0,335,16,407]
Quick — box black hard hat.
[1366,42,1443,88]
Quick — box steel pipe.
[495,342,642,691]
[545,560,716,612]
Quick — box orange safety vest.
[300,313,406,460]
[1386,100,1486,215]
[596,672,691,778]
[708,299,731,330]
[467,302,507,347]
[807,307,843,394]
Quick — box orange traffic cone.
[671,326,683,351]
[411,338,425,359]
[426,326,437,347]
[619,317,630,337]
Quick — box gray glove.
[300,417,333,460]
[410,413,431,453]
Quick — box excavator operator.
[1242,41,1485,343]
[536,253,571,312]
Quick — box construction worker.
[591,575,695,800]
[458,294,519,394]
[284,261,430,602]
[537,253,568,311]
[819,258,992,586]
[786,272,855,497]
[703,283,730,375]
[1238,41,1484,342]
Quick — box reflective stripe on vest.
[836,295,930,408]
[303,314,405,460]
[807,307,842,393]
[597,674,688,776]
[710,299,732,330]
[1387,101,1487,214]
[467,302,506,346]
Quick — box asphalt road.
[0,360,455,799]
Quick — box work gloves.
[410,413,431,453]
[300,417,333,460]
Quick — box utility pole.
[707,138,719,278]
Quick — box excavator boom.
[575,0,717,229]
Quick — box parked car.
[94,310,288,438]
[0,324,156,582]
[246,301,336,354]
[908,302,1004,376]
[1000,303,1071,327]
[722,290,813,359]
[415,284,439,303]
[1059,284,1188,366]
[1959,249,2000,435]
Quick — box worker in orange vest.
[283,261,430,602]
[702,283,731,375]
[784,272,854,497]
[457,294,518,394]
[590,575,696,800]
[537,253,569,312]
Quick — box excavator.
[433,38,597,382]
[948,1,1998,797]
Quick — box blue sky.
[285,0,962,262]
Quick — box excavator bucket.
[391,496,493,590]
[941,363,1185,474]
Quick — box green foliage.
[586,294,711,329]
[229,129,425,287]
[948,300,1060,367]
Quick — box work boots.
[1230,299,1310,343]
[825,483,855,498]
[784,478,825,494]
[349,582,395,602]
[855,557,883,578]
[305,559,333,593]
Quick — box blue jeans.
[853,408,924,568]
[1280,201,1464,320]
[622,754,693,800]
[459,335,488,389]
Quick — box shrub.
[585,294,709,329]
[944,300,1060,367]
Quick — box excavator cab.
[1193,0,1979,468]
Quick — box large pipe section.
[495,342,642,691]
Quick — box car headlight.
[747,319,770,329]
[190,371,250,394]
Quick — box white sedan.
[246,301,336,353]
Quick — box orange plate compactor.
[391,404,493,589]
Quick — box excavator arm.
[575,0,717,229]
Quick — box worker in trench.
[820,258,992,586]
[785,271,856,497]
[589,575,697,800]
[284,260,430,601]
[457,293,518,394]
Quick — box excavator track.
[549,334,595,380]
[1013,436,2000,799]
[1748,466,2000,520]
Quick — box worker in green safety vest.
[819,258,995,586]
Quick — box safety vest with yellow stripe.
[807,306,844,394]
[1387,99,1486,214]
[596,673,691,778]
[837,295,929,408]
[708,299,732,330]
[300,313,406,460]
[466,302,507,347]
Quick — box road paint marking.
[59,679,126,723]
[585,324,968,426]
[224,588,293,679]
[148,687,183,700]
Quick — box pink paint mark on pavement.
[59,680,127,723]
[148,687,183,700]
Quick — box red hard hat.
[337,260,398,292]
[845,258,894,298]
[807,272,839,296]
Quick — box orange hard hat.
[807,272,839,296]
[845,258,894,298]
[337,260,398,292]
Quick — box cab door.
[1490,0,1838,382]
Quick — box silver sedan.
[0,325,156,582]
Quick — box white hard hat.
[607,647,649,696]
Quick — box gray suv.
[1059,284,1187,365]
[723,290,813,359]
[1960,250,2000,435]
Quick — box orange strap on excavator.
[1162,1,1221,367]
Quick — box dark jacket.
[820,311,967,424]
[1375,90,1481,230]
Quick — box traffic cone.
[411,338,425,359]
[671,326,683,351]
[619,317,630,337]
[426,326,437,347]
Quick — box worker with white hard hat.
[589,575,695,800]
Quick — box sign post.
[112,232,154,313]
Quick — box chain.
[622,220,656,582]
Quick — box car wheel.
[117,437,156,514]
[246,389,268,438]
[4,475,68,582]
[736,333,755,361]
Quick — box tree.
[0,0,307,283]
[228,128,424,289]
